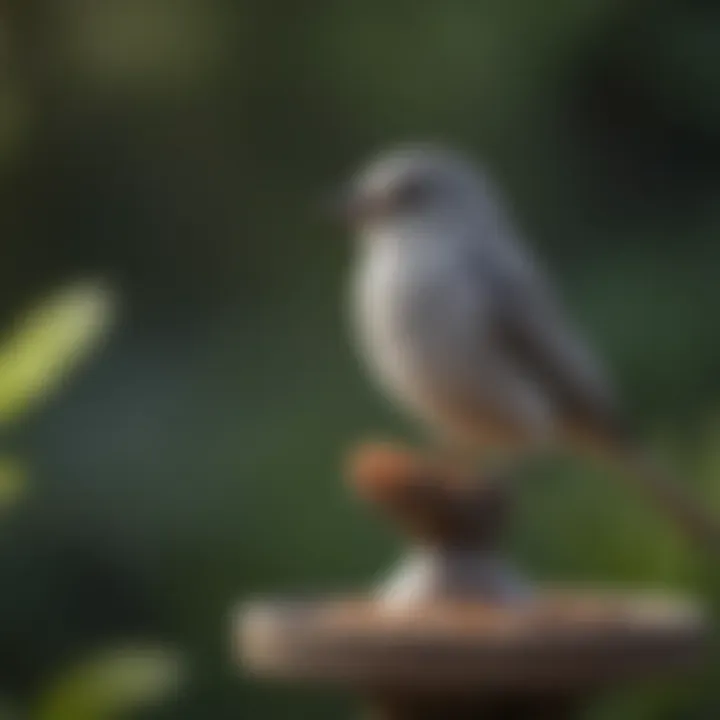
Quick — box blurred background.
[0,0,719,718]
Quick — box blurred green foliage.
[0,457,25,514]
[0,0,719,718]
[0,281,180,719]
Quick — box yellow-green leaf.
[0,280,117,425]
[35,646,184,720]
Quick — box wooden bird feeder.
[236,443,709,719]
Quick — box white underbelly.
[352,240,480,420]
[350,238,554,444]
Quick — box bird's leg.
[425,434,516,489]
[424,436,478,484]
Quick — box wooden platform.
[238,589,706,692]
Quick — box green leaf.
[35,646,184,720]
[0,280,117,425]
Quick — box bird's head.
[332,143,494,236]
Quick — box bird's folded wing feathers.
[481,260,626,441]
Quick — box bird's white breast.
[351,230,487,427]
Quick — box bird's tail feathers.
[607,442,720,556]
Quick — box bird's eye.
[393,177,433,210]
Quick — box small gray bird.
[339,143,719,550]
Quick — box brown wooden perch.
[236,442,709,719]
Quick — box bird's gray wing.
[476,254,626,441]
